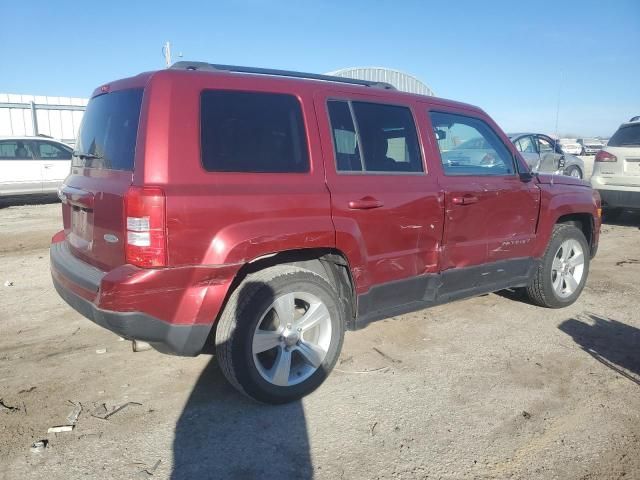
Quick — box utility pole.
[554,70,563,140]
[162,41,172,68]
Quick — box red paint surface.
[52,68,600,329]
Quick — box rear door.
[0,140,41,194]
[32,140,72,192]
[428,110,540,271]
[315,92,443,299]
[61,88,143,270]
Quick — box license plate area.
[69,206,93,249]
[624,158,640,176]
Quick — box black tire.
[215,265,345,404]
[525,224,590,308]
[564,165,583,179]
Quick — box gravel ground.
[0,197,639,480]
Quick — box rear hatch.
[61,88,144,271]
[594,123,640,187]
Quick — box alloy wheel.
[252,291,332,387]
[551,239,585,298]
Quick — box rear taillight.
[595,150,617,162]
[125,186,167,267]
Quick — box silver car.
[509,133,585,179]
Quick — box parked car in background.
[577,138,604,155]
[509,133,585,178]
[559,138,583,155]
[591,118,640,217]
[0,136,73,196]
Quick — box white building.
[326,67,435,96]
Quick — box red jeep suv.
[51,62,601,403]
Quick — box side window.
[35,141,72,160]
[327,101,362,172]
[352,102,423,173]
[200,91,309,173]
[0,140,34,160]
[515,136,536,154]
[327,100,423,173]
[429,112,515,176]
[537,137,554,154]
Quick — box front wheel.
[525,224,590,308]
[215,265,345,404]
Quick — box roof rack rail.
[170,61,396,90]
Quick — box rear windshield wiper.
[73,151,104,160]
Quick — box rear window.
[608,124,640,147]
[73,88,143,170]
[200,91,309,173]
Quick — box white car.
[591,117,640,217]
[559,138,583,155]
[0,136,72,196]
[577,138,604,155]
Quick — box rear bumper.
[583,148,601,155]
[50,237,239,356]
[52,274,211,355]
[596,189,640,210]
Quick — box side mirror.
[519,171,534,182]
[434,129,447,141]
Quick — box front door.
[536,135,562,174]
[513,135,540,172]
[315,92,443,304]
[428,111,540,272]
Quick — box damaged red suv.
[51,62,601,403]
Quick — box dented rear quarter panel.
[139,70,335,270]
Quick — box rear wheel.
[525,224,590,308]
[215,265,345,404]
[565,165,583,179]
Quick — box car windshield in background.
[73,88,143,170]
[608,124,640,147]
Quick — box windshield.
[608,124,640,147]
[74,88,143,170]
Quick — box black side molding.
[355,257,538,329]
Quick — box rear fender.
[201,217,336,266]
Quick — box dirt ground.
[0,195,639,480]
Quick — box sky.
[2,0,638,137]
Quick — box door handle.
[44,164,54,169]
[348,197,384,210]
[452,195,479,205]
